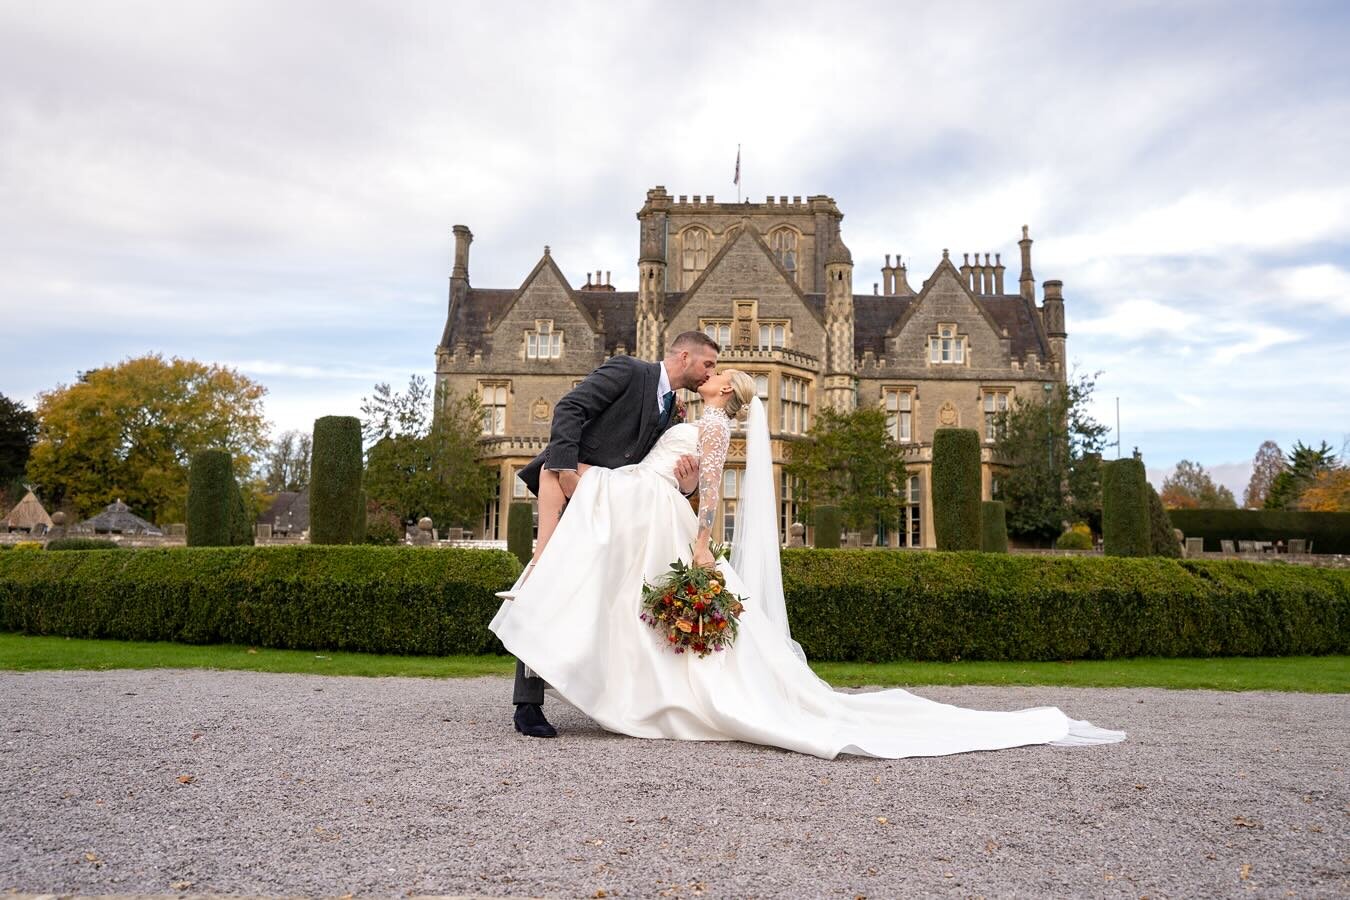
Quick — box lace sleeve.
[697,410,732,533]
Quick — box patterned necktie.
[658,390,676,429]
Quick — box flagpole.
[735,144,742,203]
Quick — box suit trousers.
[513,658,546,705]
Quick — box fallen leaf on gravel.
[876,817,889,825]
[176,775,194,784]
[1232,816,1261,828]
[1134,783,1147,790]
[191,733,203,740]
[1308,825,1323,833]
[585,838,604,846]
[943,872,954,878]
[84,852,99,862]
[1239,863,1252,880]
[985,840,999,853]
[593,890,608,898]
[170,881,193,891]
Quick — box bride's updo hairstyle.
[723,370,756,420]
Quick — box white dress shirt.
[656,361,673,414]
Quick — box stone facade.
[435,186,1067,547]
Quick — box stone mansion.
[435,186,1068,547]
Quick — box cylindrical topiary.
[1146,484,1181,558]
[1102,458,1150,557]
[353,490,368,545]
[227,477,255,546]
[813,505,841,549]
[932,428,982,550]
[981,500,1009,553]
[507,501,534,566]
[187,449,235,547]
[310,416,364,545]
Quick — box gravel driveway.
[0,670,1345,898]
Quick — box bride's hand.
[692,543,715,569]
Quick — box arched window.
[770,228,798,282]
[681,227,710,289]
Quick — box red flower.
[685,585,698,596]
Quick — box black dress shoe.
[514,703,557,738]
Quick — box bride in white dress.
[490,369,1125,759]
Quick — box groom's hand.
[674,455,699,495]
[558,470,581,498]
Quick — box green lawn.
[2,633,1346,692]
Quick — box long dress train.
[489,403,1124,760]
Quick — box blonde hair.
[723,370,756,419]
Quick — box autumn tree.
[0,392,38,505]
[25,355,268,523]
[1243,440,1285,509]
[1299,468,1350,512]
[783,406,909,536]
[360,375,494,528]
[1160,459,1238,509]
[1265,440,1339,510]
[263,429,312,493]
[991,371,1110,542]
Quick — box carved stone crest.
[531,398,550,421]
[938,401,959,426]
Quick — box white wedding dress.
[490,399,1124,760]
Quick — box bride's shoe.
[495,561,535,600]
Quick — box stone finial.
[1022,224,1030,239]
[544,245,551,256]
[942,248,950,260]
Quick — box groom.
[511,330,720,737]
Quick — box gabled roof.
[257,488,309,531]
[487,252,600,336]
[884,256,1009,347]
[667,221,824,327]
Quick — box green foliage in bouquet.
[640,551,746,658]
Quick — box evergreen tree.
[1160,459,1237,509]
[1265,440,1339,510]
[783,406,908,537]
[991,371,1109,543]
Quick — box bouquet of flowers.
[639,545,746,658]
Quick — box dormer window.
[526,320,562,359]
[928,324,967,365]
[770,228,798,283]
[682,227,710,289]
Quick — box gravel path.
[1,670,1345,899]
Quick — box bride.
[490,369,1125,759]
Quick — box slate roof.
[75,499,162,535]
[257,488,309,533]
[442,283,1048,361]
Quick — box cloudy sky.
[3,0,1347,497]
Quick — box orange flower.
[675,619,694,634]
[710,582,722,595]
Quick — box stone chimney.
[1018,225,1035,302]
[580,270,616,292]
[452,225,473,281]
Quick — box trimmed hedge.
[932,428,981,550]
[980,501,1008,553]
[507,501,533,566]
[1102,458,1150,557]
[1169,509,1350,555]
[0,546,520,656]
[3,546,1343,661]
[310,416,363,545]
[1147,484,1181,558]
[814,506,841,549]
[46,538,122,552]
[1056,525,1093,550]
[777,550,1348,661]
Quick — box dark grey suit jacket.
[517,356,677,496]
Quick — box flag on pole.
[733,145,741,186]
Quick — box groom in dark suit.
[511,330,720,737]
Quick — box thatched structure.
[3,490,53,534]
[75,498,163,536]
